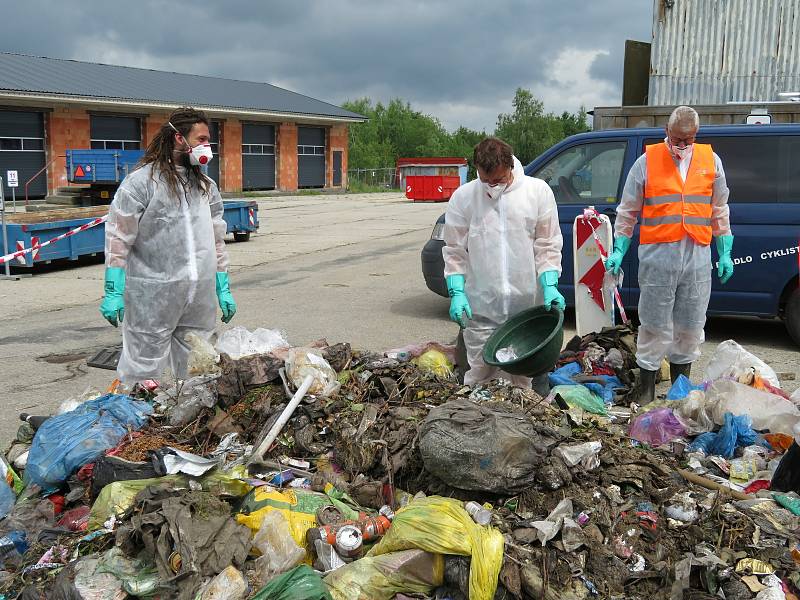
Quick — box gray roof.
[0,52,364,121]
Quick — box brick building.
[0,53,364,200]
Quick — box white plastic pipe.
[249,374,314,462]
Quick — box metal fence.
[347,167,400,190]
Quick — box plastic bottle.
[464,501,492,526]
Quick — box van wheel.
[786,288,800,346]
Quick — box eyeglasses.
[668,134,696,147]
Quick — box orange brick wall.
[143,113,170,147]
[220,119,242,192]
[46,107,90,192]
[277,122,298,191]
[327,124,348,188]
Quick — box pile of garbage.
[0,325,797,600]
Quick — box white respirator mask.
[483,182,507,201]
[665,137,693,161]
[169,122,214,166]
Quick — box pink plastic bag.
[629,408,686,446]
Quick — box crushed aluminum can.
[168,551,182,573]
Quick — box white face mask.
[665,136,693,161]
[483,182,507,201]
[187,142,214,166]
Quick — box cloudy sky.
[3,1,652,131]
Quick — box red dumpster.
[405,175,461,202]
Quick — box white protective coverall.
[616,147,730,371]
[105,164,229,383]
[443,156,563,386]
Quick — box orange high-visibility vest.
[641,142,715,245]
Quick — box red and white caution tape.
[0,215,107,266]
[582,207,629,324]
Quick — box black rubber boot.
[669,362,692,384]
[639,369,657,405]
[531,373,551,397]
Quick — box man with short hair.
[443,137,564,389]
[606,106,734,403]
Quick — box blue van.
[421,124,800,345]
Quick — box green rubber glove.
[539,270,566,311]
[215,272,237,323]
[99,267,126,327]
[715,235,734,285]
[446,274,472,328]
[605,236,631,276]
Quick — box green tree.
[495,88,589,164]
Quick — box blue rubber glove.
[446,274,472,328]
[99,267,125,327]
[605,236,631,276]
[716,235,734,285]
[539,270,566,311]
[215,272,237,323]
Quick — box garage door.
[0,110,46,200]
[298,127,325,188]
[242,123,275,190]
[90,115,141,150]
[206,121,220,187]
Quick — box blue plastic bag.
[25,394,152,491]
[549,363,622,405]
[0,479,15,520]
[666,375,703,401]
[686,412,764,459]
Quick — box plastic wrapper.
[94,547,160,596]
[24,394,152,491]
[368,496,504,600]
[154,375,219,427]
[216,326,291,360]
[186,332,221,376]
[551,385,607,415]
[252,511,306,586]
[199,566,248,600]
[286,347,341,397]
[552,441,602,470]
[251,565,332,600]
[706,379,800,435]
[629,408,686,446]
[549,362,622,405]
[325,549,444,600]
[412,349,453,378]
[673,390,715,435]
[704,340,780,387]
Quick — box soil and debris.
[0,327,797,600]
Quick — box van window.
[644,135,799,203]
[533,141,626,204]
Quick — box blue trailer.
[1,200,259,268]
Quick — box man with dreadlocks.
[99,107,237,384]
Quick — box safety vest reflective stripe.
[684,194,711,204]
[643,194,682,206]
[642,215,683,226]
[685,216,711,226]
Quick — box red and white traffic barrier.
[0,216,107,266]
[248,207,255,227]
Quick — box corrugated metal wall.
[649,0,800,105]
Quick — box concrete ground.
[0,192,797,445]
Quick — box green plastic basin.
[482,306,564,377]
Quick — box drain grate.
[86,345,122,370]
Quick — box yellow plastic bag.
[325,550,444,600]
[236,487,360,562]
[412,350,453,378]
[368,496,503,600]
